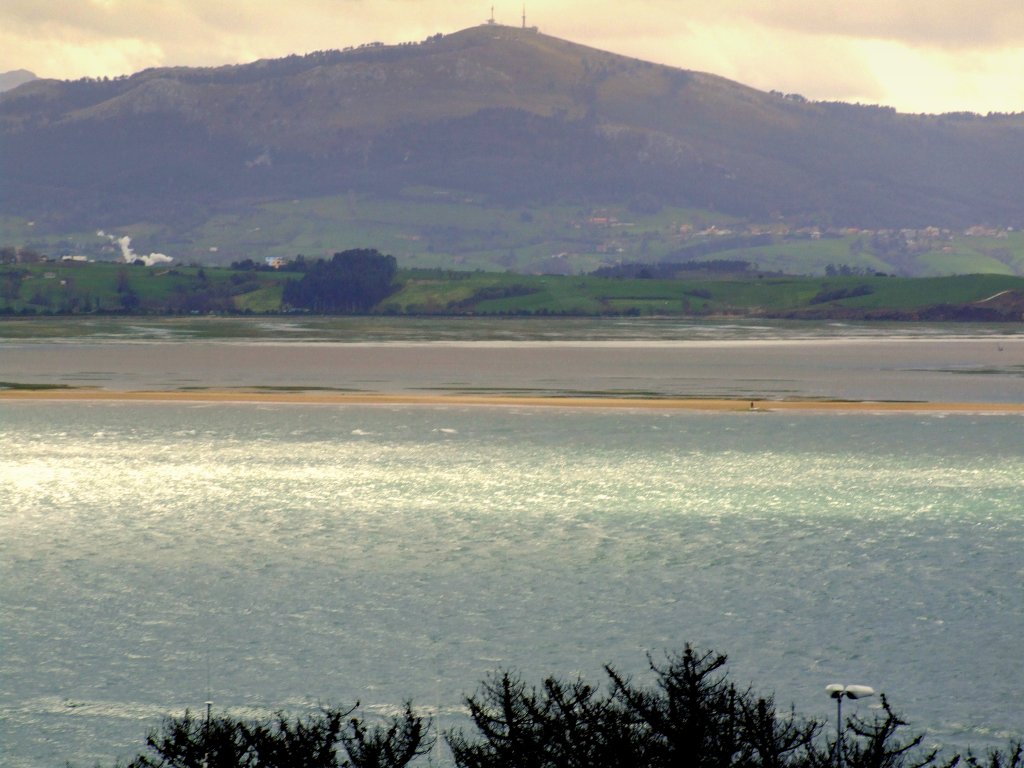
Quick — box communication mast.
[522,4,526,29]
[486,5,496,24]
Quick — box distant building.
[265,256,291,269]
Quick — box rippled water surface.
[2,400,1023,767]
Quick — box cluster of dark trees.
[808,285,875,305]
[0,245,46,264]
[592,259,755,279]
[113,646,1021,768]
[121,703,430,768]
[281,249,398,313]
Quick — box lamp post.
[204,700,213,768]
[826,684,875,768]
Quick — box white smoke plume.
[96,230,173,266]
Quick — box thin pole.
[205,700,212,768]
[836,695,843,768]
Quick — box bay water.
[2,319,1023,766]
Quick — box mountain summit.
[0,69,36,93]
[1,26,1022,244]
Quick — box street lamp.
[204,700,213,768]
[826,684,875,768]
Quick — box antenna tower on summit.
[486,5,496,24]
[522,4,526,28]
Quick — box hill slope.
[0,69,36,93]
[1,26,1023,269]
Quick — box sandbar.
[1,388,1023,413]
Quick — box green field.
[384,270,1024,319]
[0,262,290,315]
[7,192,1022,279]
[3,259,1024,321]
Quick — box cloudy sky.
[2,0,1022,115]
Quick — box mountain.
[0,69,36,93]
[1,26,1023,272]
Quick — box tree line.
[113,646,1020,768]
[0,248,399,315]
[281,249,398,313]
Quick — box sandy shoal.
[1,388,1023,413]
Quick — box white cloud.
[856,40,1024,114]
[540,0,1024,50]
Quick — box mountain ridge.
[0,69,36,93]
[1,26,1022,272]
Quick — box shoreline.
[2,388,1023,413]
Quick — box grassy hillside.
[5,197,1023,279]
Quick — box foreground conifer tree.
[119,703,431,768]
[446,646,1019,768]
[113,645,1020,768]
[447,646,822,768]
